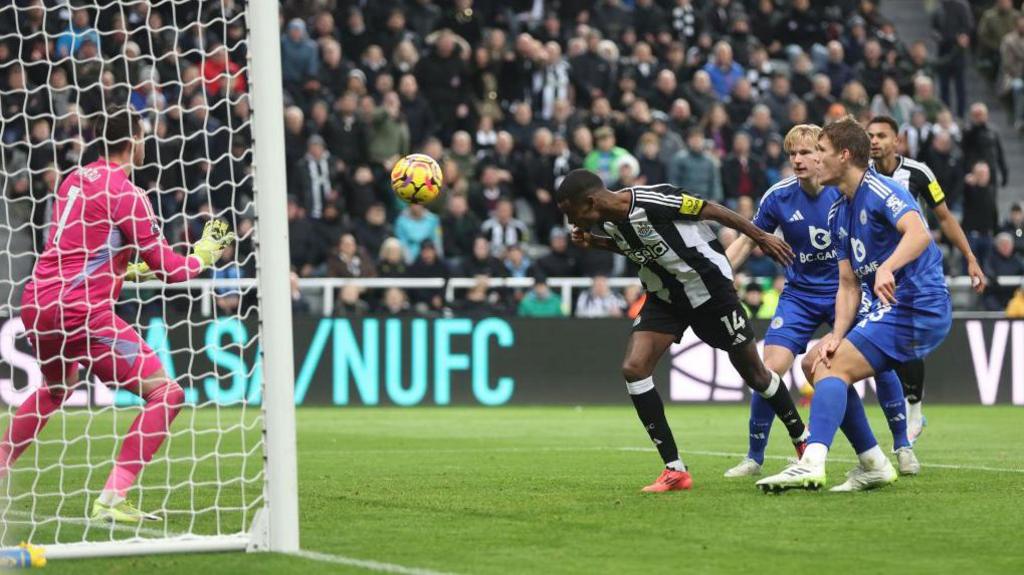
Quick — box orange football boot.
[641,468,693,493]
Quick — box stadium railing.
[132,275,1024,318]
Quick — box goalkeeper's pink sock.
[0,386,68,477]
[102,381,185,498]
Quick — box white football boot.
[724,458,762,478]
[895,446,921,476]
[755,462,826,493]
[907,401,926,444]
[829,460,898,492]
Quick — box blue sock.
[839,385,879,454]
[807,377,848,449]
[875,369,910,449]
[746,394,775,465]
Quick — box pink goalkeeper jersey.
[23,159,202,321]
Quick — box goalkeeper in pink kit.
[0,107,235,522]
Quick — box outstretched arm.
[725,234,755,271]
[932,202,986,293]
[699,202,794,266]
[117,188,234,283]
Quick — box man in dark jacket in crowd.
[414,30,469,139]
[532,228,579,277]
[984,233,1024,310]
[963,103,1008,188]
[442,194,482,264]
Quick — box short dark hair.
[821,116,870,168]
[867,115,900,135]
[555,169,605,205]
[98,106,142,155]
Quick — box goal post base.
[246,506,271,552]
[43,535,250,560]
[38,505,276,559]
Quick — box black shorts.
[632,292,755,351]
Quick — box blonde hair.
[379,237,406,262]
[783,124,822,154]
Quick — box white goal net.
[0,0,296,558]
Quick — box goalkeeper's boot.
[829,460,898,492]
[91,499,160,523]
[724,458,762,478]
[895,446,921,476]
[755,462,826,493]
[641,468,693,493]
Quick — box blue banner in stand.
[0,315,1021,406]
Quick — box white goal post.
[0,0,297,559]
[248,0,300,555]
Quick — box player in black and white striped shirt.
[555,169,808,493]
[867,116,987,441]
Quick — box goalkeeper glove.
[124,262,157,283]
[191,219,237,269]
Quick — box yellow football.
[390,154,443,204]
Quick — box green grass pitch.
[5,405,1023,574]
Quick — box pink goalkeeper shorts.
[20,305,163,388]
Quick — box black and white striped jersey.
[600,184,734,308]
[873,155,945,208]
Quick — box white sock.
[98,490,125,507]
[757,372,781,399]
[857,445,889,471]
[801,443,828,467]
[907,401,923,423]
[625,376,655,395]
[666,459,685,472]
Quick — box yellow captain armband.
[927,180,945,204]
[679,195,705,217]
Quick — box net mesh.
[0,0,264,547]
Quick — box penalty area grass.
[24,405,1024,574]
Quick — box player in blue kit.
[724,125,917,478]
[757,118,952,493]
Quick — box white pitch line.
[615,447,1024,474]
[324,445,1024,474]
[290,549,457,575]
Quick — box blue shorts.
[846,292,952,374]
[764,289,835,355]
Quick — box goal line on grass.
[5,509,456,574]
[289,549,456,575]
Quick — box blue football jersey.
[828,168,947,300]
[753,176,842,295]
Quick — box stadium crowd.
[2,0,1024,318]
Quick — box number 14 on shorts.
[720,310,747,336]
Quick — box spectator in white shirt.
[481,198,530,256]
[575,276,627,318]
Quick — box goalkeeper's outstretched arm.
[117,188,235,283]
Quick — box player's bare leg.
[621,331,693,493]
[758,340,896,492]
[0,374,79,478]
[803,341,918,475]
[92,367,185,522]
[725,345,803,478]
[728,341,808,457]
